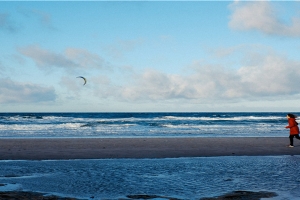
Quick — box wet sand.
[0,137,299,160]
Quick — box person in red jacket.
[285,113,300,147]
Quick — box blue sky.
[1,1,300,112]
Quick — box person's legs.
[295,134,300,140]
[289,135,294,146]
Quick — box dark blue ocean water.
[0,112,294,138]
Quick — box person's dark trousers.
[289,134,300,146]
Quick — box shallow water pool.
[0,156,299,199]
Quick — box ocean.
[0,112,294,138]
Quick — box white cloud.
[236,55,300,97]
[18,45,76,69]
[229,1,300,37]
[18,45,108,72]
[115,51,300,102]
[0,78,56,103]
[64,48,107,70]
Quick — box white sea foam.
[162,116,284,121]
[0,113,290,138]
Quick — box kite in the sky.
[77,76,87,85]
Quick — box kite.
[77,76,87,85]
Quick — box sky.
[1,1,300,112]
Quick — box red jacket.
[286,118,300,135]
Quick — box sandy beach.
[0,137,299,160]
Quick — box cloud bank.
[229,1,300,37]
[117,52,300,102]
[0,78,56,103]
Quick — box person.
[285,113,300,147]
